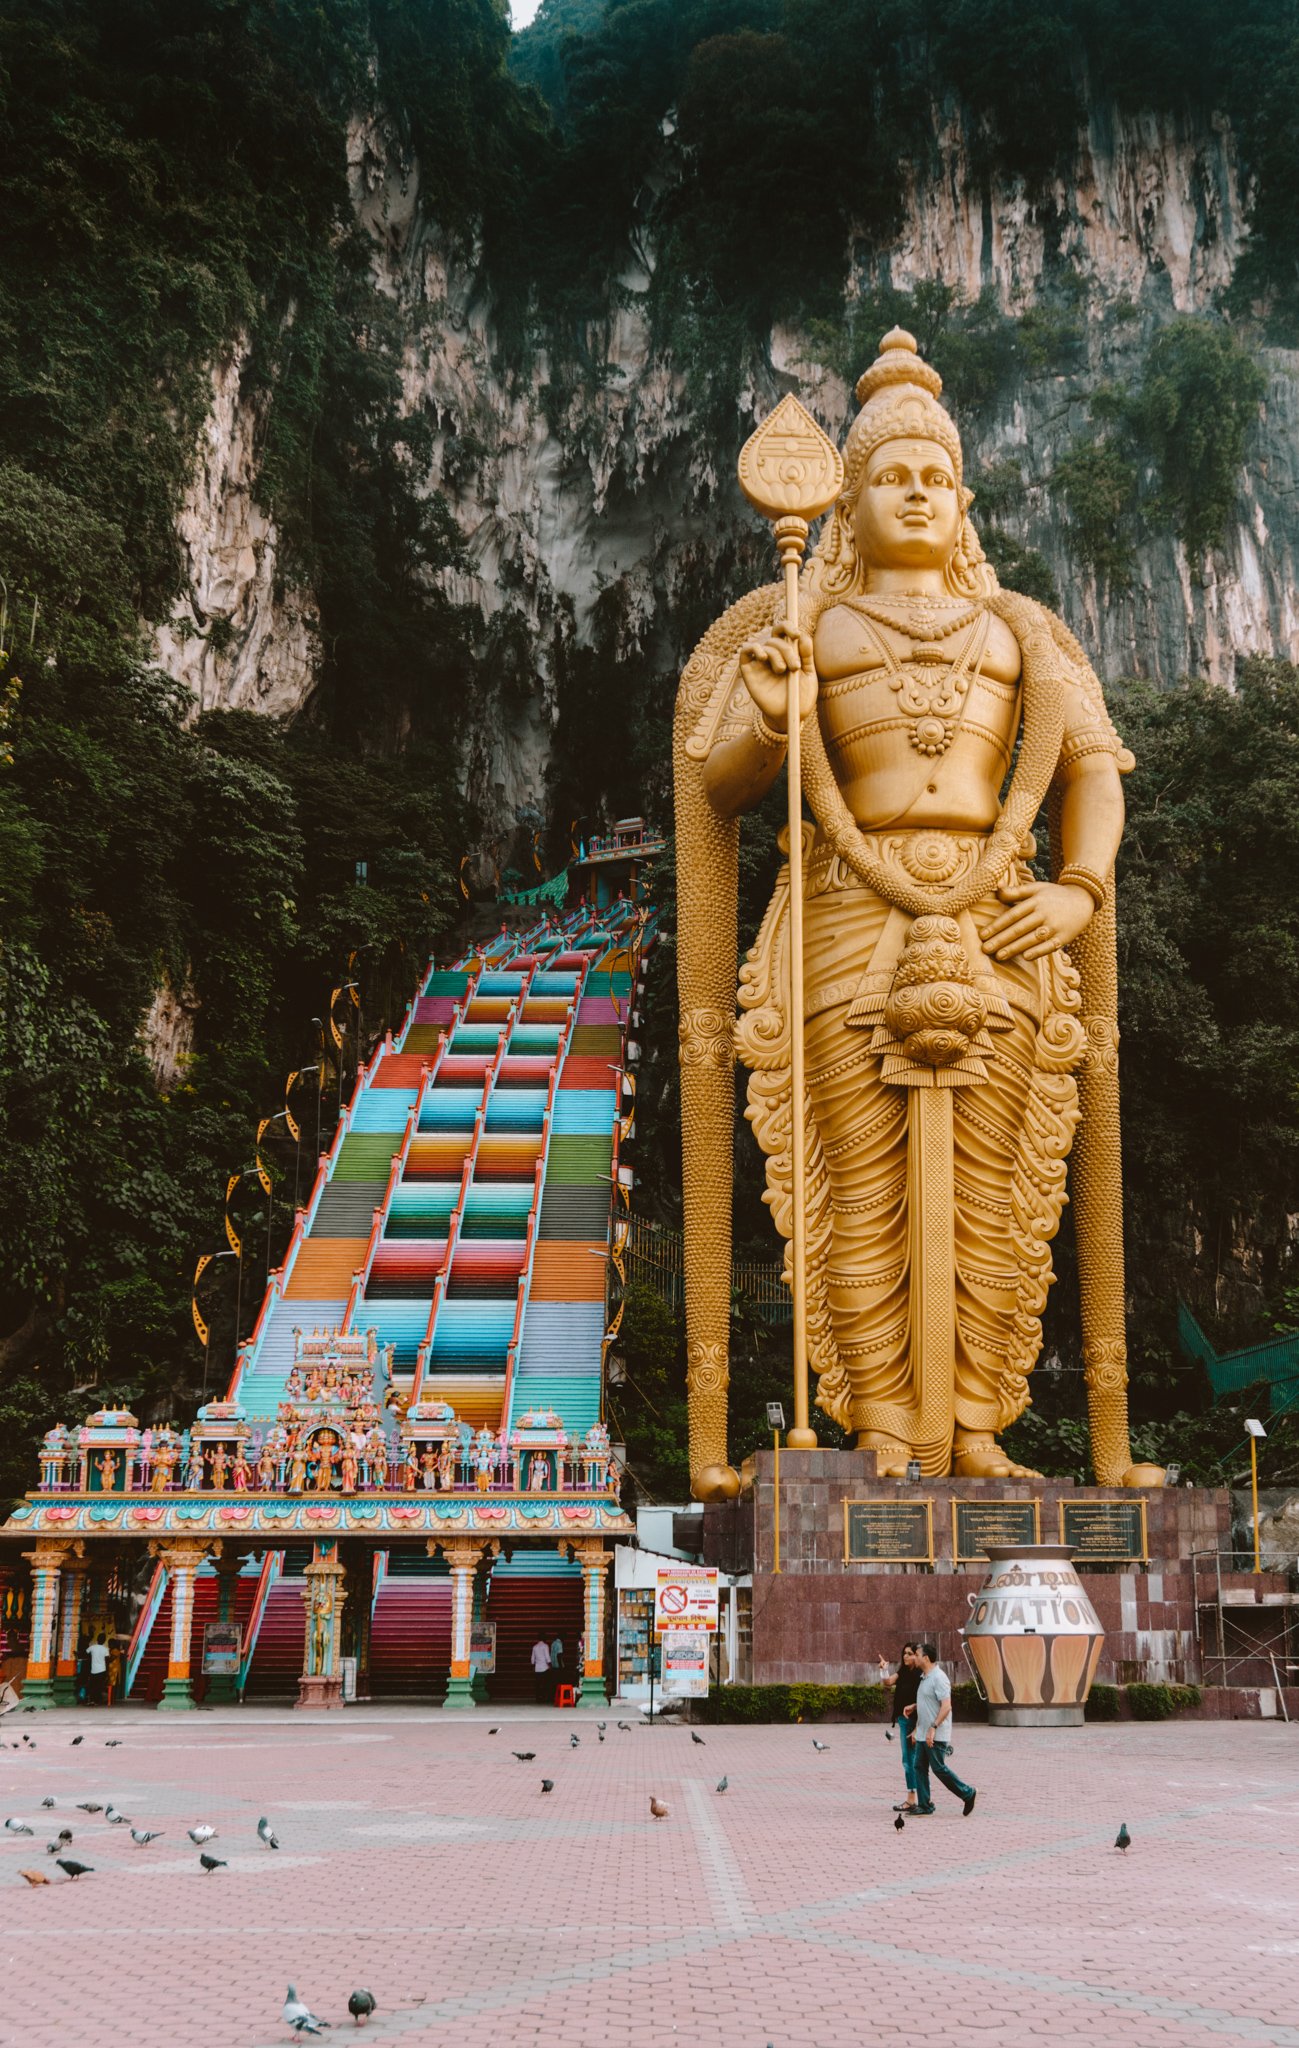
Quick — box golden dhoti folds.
[737,829,1088,1471]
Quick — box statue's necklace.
[853,596,983,643]
[846,604,991,759]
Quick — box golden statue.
[675,329,1163,1500]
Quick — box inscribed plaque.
[843,1499,933,1563]
[952,1498,1040,1562]
[1059,1497,1147,1562]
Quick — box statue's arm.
[700,621,814,819]
[1054,748,1125,883]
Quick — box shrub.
[1126,1681,1203,1720]
[1085,1682,1120,1720]
[694,1682,888,1724]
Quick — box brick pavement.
[0,1706,1296,2047]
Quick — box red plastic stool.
[555,1685,577,1709]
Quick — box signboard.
[660,1630,709,1697]
[654,1564,719,1634]
[1059,1497,1148,1562]
[469,1622,496,1675]
[952,1498,1040,1562]
[843,1499,933,1563]
[201,1621,241,1676]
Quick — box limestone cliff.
[156,96,1297,836]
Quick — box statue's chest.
[819,653,1020,766]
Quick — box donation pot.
[963,1544,1104,1728]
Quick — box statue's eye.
[928,470,953,488]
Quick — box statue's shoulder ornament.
[676,582,782,763]
[989,590,1135,777]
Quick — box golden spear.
[737,395,843,1448]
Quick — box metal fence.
[625,1213,791,1324]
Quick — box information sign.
[660,1630,710,1697]
[654,1564,719,1633]
[952,1498,1040,1562]
[843,1499,933,1563]
[470,1622,496,1675]
[201,1621,241,1676]
[1059,1497,1148,1562]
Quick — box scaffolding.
[1193,1549,1299,1714]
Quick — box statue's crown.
[855,327,945,405]
[843,327,963,490]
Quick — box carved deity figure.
[675,329,1160,1498]
[96,1450,118,1492]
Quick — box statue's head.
[810,328,994,601]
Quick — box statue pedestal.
[702,1450,1238,1693]
[295,1674,344,1710]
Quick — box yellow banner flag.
[191,1297,209,1347]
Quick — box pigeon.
[690,1732,706,1747]
[70,1736,83,1747]
[56,1860,92,1880]
[107,1811,132,1827]
[894,1811,905,1833]
[45,1842,61,1856]
[597,1721,606,1732]
[512,1752,535,1762]
[812,1738,830,1752]
[76,1803,103,1815]
[56,1827,72,1846]
[283,1984,330,2035]
[199,1852,226,1873]
[18,1868,49,1885]
[598,1731,605,1743]
[649,1796,669,1820]
[347,1987,377,2026]
[257,1816,279,1850]
[1115,1823,1131,1853]
[105,1740,122,1748]
[716,1776,729,1795]
[541,1779,554,1794]
[4,1819,34,1835]
[130,1829,164,1846]
[40,1798,55,1810]
[188,1824,217,1846]
[569,1733,580,1748]
[488,1727,499,1735]
[617,1721,631,1732]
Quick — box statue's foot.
[1119,1463,1166,1489]
[692,1463,741,1502]
[856,1431,913,1478]
[952,1432,1041,1480]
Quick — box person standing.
[530,1636,551,1705]
[885,1642,922,1814]
[549,1633,565,1704]
[85,1633,110,1707]
[910,1642,976,1816]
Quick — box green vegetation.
[695,1682,889,1724]
[1052,321,1264,576]
[1125,1681,1203,1720]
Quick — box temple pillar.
[339,1541,373,1701]
[436,1539,498,1709]
[570,1539,610,1708]
[52,1550,90,1706]
[296,1542,346,1709]
[154,1540,211,1710]
[21,1543,72,1710]
[206,1549,245,1703]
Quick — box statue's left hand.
[984,880,1093,962]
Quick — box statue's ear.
[960,486,975,513]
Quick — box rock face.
[159,96,1299,831]
[153,344,319,719]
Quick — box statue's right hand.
[738,626,816,733]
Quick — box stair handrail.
[238,1551,282,1695]
[124,1560,168,1698]
[502,958,589,1434]
[410,985,522,1402]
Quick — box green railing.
[1179,1299,1299,1415]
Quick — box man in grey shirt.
[909,1642,977,1816]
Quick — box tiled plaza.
[1,1707,1296,2047]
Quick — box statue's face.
[853,436,961,572]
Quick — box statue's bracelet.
[1057,863,1107,908]
[752,710,788,751]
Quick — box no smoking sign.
[654,1564,719,1634]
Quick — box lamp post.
[1245,1418,1267,1574]
[767,1402,785,1575]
